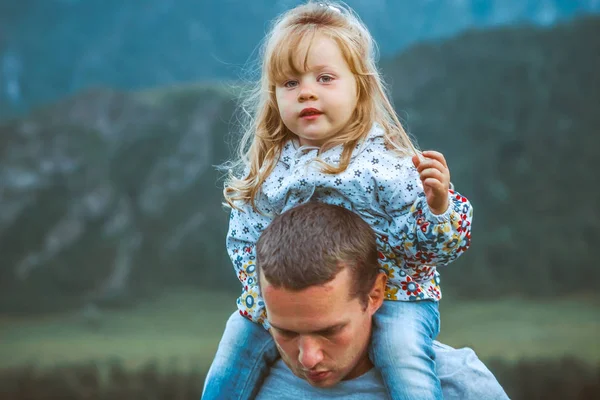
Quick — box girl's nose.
[298,85,317,102]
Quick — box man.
[204,202,508,398]
[255,202,507,399]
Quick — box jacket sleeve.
[380,156,473,270]
[226,202,272,330]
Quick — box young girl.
[203,2,472,399]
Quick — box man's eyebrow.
[314,323,345,335]
[270,322,295,333]
[270,322,345,335]
[269,322,293,332]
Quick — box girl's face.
[275,33,358,147]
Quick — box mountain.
[0,84,238,312]
[0,15,598,313]
[383,16,600,296]
[1,0,599,118]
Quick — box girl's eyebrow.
[310,64,336,72]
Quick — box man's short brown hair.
[256,202,379,306]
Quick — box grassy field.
[1,289,598,372]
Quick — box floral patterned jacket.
[226,124,473,329]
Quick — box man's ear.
[368,272,387,314]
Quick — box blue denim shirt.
[256,341,509,399]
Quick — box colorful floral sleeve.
[380,157,473,270]
[226,202,273,330]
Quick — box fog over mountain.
[1,16,598,312]
[1,0,599,118]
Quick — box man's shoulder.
[256,343,509,400]
[434,341,510,400]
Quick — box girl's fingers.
[422,177,446,192]
[416,158,444,173]
[412,154,421,169]
[417,159,449,179]
[418,168,446,184]
[422,150,448,168]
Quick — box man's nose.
[298,83,317,102]
[298,335,324,369]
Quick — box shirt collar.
[278,123,384,168]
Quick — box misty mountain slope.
[0,16,598,313]
[384,16,600,295]
[2,0,599,118]
[0,84,237,313]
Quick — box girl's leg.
[202,311,279,400]
[370,300,443,400]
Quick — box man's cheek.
[273,338,289,357]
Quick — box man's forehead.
[259,265,353,299]
[259,269,345,300]
[261,269,361,331]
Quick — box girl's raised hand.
[412,151,450,215]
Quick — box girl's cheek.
[285,108,296,120]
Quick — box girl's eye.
[284,80,298,88]
[318,75,334,83]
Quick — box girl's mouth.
[300,108,323,119]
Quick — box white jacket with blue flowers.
[226,124,473,328]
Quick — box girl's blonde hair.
[224,1,419,211]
